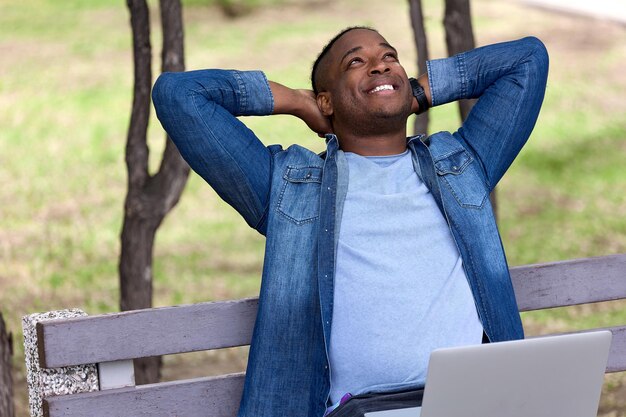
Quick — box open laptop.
[365,331,612,417]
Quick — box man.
[152,27,548,417]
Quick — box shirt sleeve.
[426,37,549,189]
[152,69,278,234]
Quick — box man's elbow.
[152,72,178,112]
[522,36,549,82]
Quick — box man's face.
[318,29,413,132]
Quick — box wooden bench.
[29,253,626,417]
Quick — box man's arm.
[152,70,328,234]
[422,37,549,190]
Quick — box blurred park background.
[1,0,625,415]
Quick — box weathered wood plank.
[38,298,258,368]
[605,325,626,373]
[511,253,626,311]
[41,327,626,416]
[43,373,244,417]
[37,254,626,369]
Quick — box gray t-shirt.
[328,150,483,403]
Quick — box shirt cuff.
[233,70,274,116]
[426,53,467,107]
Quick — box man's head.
[310,27,413,138]
[310,26,376,96]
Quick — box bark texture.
[408,0,430,136]
[121,0,189,385]
[0,312,14,417]
[444,0,476,121]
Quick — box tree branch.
[125,0,152,192]
[408,0,430,135]
[120,0,189,385]
[150,0,190,216]
[160,0,185,73]
[444,0,476,121]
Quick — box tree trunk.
[0,313,14,417]
[444,0,476,121]
[408,0,430,136]
[121,0,189,385]
[443,0,497,217]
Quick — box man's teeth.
[369,84,394,93]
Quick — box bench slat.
[38,254,626,368]
[40,326,626,417]
[606,325,626,373]
[37,298,258,368]
[43,373,244,417]
[511,253,626,312]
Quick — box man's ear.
[316,92,334,117]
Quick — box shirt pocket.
[277,166,323,225]
[434,149,488,209]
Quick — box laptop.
[365,331,612,417]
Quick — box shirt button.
[452,166,458,172]
[306,172,311,178]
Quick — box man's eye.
[384,53,398,61]
[348,58,363,66]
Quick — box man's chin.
[370,106,412,121]
[354,111,409,135]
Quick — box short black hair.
[310,26,378,95]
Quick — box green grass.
[1,0,626,415]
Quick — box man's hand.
[269,81,333,138]
[294,89,334,138]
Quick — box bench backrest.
[37,253,626,417]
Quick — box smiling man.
[152,27,549,417]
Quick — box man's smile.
[367,84,396,94]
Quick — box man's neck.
[335,130,407,156]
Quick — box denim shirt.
[153,37,549,417]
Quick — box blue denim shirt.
[153,37,549,417]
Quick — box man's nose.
[369,60,390,75]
